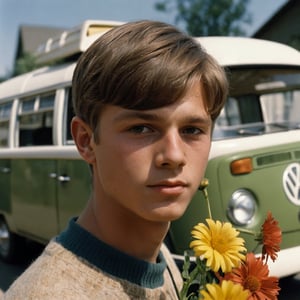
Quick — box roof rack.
[34,20,124,65]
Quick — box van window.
[40,93,55,109]
[261,90,300,125]
[213,68,300,140]
[21,98,35,112]
[0,102,12,147]
[65,88,75,145]
[18,93,55,146]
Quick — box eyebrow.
[113,110,211,125]
[114,111,161,122]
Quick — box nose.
[155,131,186,169]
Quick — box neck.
[77,198,170,263]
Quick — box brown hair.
[72,20,228,134]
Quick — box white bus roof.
[196,36,300,67]
[33,19,300,67]
[34,20,300,68]
[0,63,76,100]
[34,20,124,64]
[2,21,300,102]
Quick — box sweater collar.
[56,218,166,288]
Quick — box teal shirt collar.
[56,218,166,288]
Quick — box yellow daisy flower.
[200,280,249,300]
[190,219,246,273]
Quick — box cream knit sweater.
[3,219,182,299]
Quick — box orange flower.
[261,212,282,262]
[224,252,280,300]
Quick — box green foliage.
[13,52,38,76]
[288,35,300,51]
[155,0,252,36]
[180,252,217,299]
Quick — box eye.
[128,125,153,134]
[181,126,203,135]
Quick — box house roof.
[253,0,297,37]
[16,24,66,60]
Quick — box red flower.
[261,212,282,262]
[224,252,280,300]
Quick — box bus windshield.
[213,67,300,140]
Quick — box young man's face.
[90,81,212,223]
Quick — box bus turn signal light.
[230,158,253,175]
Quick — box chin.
[150,204,187,222]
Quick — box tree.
[13,52,38,77]
[288,35,300,51]
[155,0,252,36]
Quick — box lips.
[149,179,188,187]
[147,180,188,195]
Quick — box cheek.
[188,144,211,181]
[96,143,149,182]
[191,155,208,176]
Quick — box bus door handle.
[0,167,10,174]
[49,173,57,179]
[57,175,71,183]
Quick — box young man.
[4,20,227,299]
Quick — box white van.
[0,20,300,277]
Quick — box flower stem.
[202,186,212,219]
[238,228,259,237]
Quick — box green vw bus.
[0,21,300,278]
[170,37,300,277]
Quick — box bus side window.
[215,97,241,127]
[19,93,55,146]
[238,95,262,123]
[65,88,75,144]
[0,102,12,147]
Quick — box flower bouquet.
[179,179,282,300]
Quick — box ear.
[71,116,95,164]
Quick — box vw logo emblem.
[282,163,300,206]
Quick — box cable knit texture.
[3,219,182,299]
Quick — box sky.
[0,0,287,77]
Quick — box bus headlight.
[227,189,256,226]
